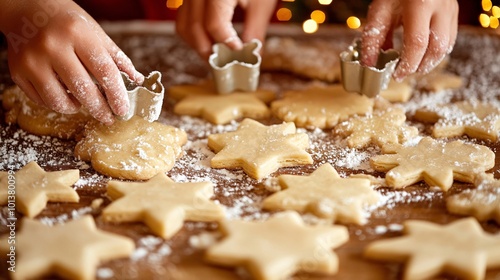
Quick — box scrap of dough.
[364,218,500,280]
[271,85,374,129]
[262,163,380,225]
[75,116,187,180]
[414,100,500,141]
[335,107,419,149]
[102,173,225,239]
[208,118,313,180]
[0,216,134,280]
[370,137,495,191]
[0,161,79,218]
[205,211,349,280]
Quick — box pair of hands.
[0,0,458,124]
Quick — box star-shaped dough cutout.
[102,173,225,238]
[271,85,374,129]
[414,100,500,141]
[335,107,419,148]
[205,211,349,280]
[0,216,134,280]
[207,118,313,180]
[174,93,272,124]
[262,163,380,225]
[0,161,79,217]
[364,218,500,280]
[370,137,495,191]
[447,175,500,223]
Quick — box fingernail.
[134,70,144,84]
[225,36,243,50]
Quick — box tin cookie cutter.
[209,39,262,94]
[340,39,399,97]
[118,71,164,122]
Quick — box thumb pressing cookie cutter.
[340,39,399,97]
[118,71,164,122]
[209,39,262,94]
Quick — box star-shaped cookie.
[0,216,134,280]
[370,137,495,191]
[364,218,500,280]
[102,173,225,239]
[0,161,79,217]
[207,118,313,180]
[414,100,500,141]
[262,163,380,225]
[271,85,374,129]
[335,107,419,149]
[205,211,349,280]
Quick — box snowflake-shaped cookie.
[370,137,495,190]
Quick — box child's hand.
[0,0,143,125]
[360,0,459,81]
[176,0,277,60]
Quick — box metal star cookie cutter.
[340,39,399,97]
[209,39,262,94]
[118,71,164,122]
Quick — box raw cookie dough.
[205,211,349,280]
[102,173,225,239]
[0,161,79,217]
[0,216,134,280]
[208,118,313,180]
[364,218,500,280]
[262,163,380,225]
[370,137,495,191]
[271,85,374,129]
[416,71,463,92]
[2,85,91,139]
[380,79,413,103]
[75,116,187,180]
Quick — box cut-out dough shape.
[0,161,79,217]
[370,137,495,191]
[2,85,90,139]
[380,79,413,103]
[271,85,374,129]
[416,71,463,92]
[262,163,380,225]
[0,216,134,280]
[335,107,419,149]
[364,218,500,280]
[75,116,187,180]
[205,211,349,280]
[414,100,500,141]
[447,175,500,223]
[208,118,313,180]
[102,173,225,239]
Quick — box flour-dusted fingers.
[205,0,242,50]
[176,0,213,60]
[30,70,81,114]
[10,76,45,107]
[241,0,277,44]
[109,45,144,85]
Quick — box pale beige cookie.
[364,218,500,280]
[102,173,225,239]
[271,85,374,129]
[174,93,272,124]
[75,116,187,180]
[335,107,419,149]
[0,161,79,218]
[205,211,349,280]
[414,100,500,141]
[261,37,342,82]
[447,174,500,223]
[380,79,413,102]
[370,137,495,191]
[416,71,463,92]
[262,163,380,225]
[2,85,91,139]
[0,216,134,280]
[208,118,313,180]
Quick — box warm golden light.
[492,6,500,18]
[318,0,333,5]
[303,19,319,34]
[166,0,183,9]
[311,10,326,24]
[346,16,361,29]
[480,13,491,27]
[483,0,493,11]
[276,8,292,21]
[490,16,499,28]
[281,0,295,2]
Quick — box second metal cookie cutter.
[209,39,262,94]
[340,39,399,97]
[118,71,164,122]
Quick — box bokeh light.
[480,13,491,27]
[311,10,326,24]
[346,16,361,29]
[490,16,499,28]
[318,0,333,5]
[276,8,292,21]
[493,6,500,18]
[303,19,319,34]
[483,0,493,11]
[166,0,183,9]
